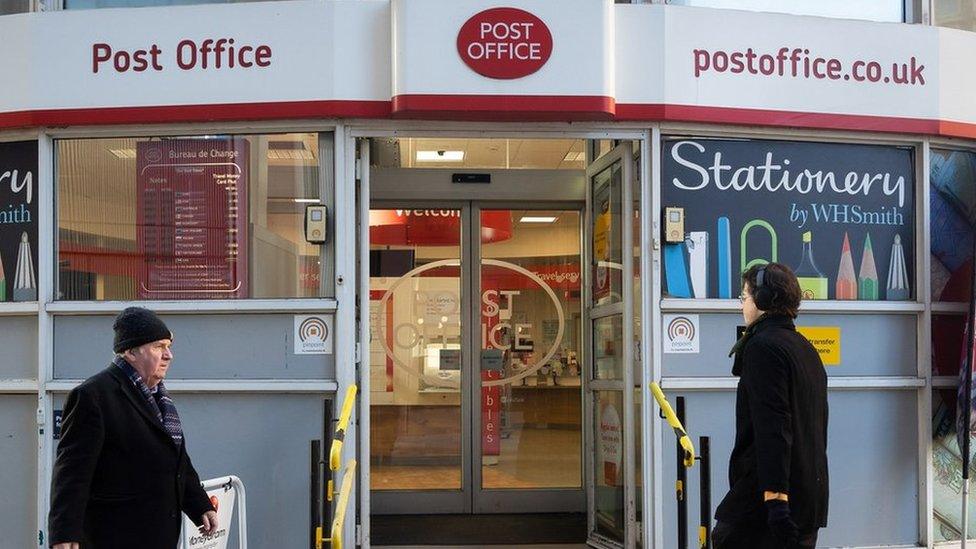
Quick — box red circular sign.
[456,7,553,80]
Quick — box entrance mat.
[370,513,586,545]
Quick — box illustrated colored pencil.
[886,234,910,300]
[858,233,879,300]
[835,232,857,300]
[13,231,36,302]
[0,248,6,302]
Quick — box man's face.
[740,283,761,325]
[125,339,173,388]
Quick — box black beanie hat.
[113,307,173,353]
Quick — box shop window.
[666,0,904,23]
[661,137,916,301]
[929,147,976,542]
[0,141,38,303]
[934,0,976,31]
[0,0,30,14]
[56,133,333,300]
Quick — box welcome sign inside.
[662,138,915,301]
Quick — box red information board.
[136,138,249,299]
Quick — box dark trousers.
[713,520,818,549]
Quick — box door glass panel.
[369,208,463,491]
[594,315,623,381]
[595,389,626,542]
[479,209,583,490]
[592,162,623,307]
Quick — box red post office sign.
[456,7,553,80]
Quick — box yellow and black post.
[649,382,696,549]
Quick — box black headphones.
[752,265,779,311]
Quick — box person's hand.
[199,510,218,535]
[765,499,799,545]
[52,544,79,549]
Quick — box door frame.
[584,142,638,549]
[351,127,652,549]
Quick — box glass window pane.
[934,0,976,31]
[592,162,623,307]
[0,141,38,303]
[668,0,903,22]
[595,390,625,543]
[0,0,30,14]
[368,208,463,491]
[594,315,624,381]
[931,148,976,303]
[479,209,583,490]
[371,138,585,170]
[56,133,331,300]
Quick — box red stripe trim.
[391,94,616,120]
[0,100,391,129]
[615,103,943,135]
[2,96,976,139]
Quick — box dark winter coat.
[48,365,213,548]
[715,314,829,533]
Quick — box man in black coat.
[49,307,217,549]
[714,263,829,549]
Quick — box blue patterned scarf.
[114,356,184,446]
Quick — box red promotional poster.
[136,138,249,299]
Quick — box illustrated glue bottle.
[795,231,828,300]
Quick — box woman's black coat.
[48,365,213,548]
[715,315,829,533]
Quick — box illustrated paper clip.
[740,219,778,272]
[717,217,732,299]
[687,231,709,299]
[13,232,36,302]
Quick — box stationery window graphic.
[0,141,38,303]
[662,138,915,301]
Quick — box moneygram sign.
[456,7,553,79]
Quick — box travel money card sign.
[662,138,915,301]
[0,141,38,302]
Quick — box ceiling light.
[293,198,319,203]
[520,216,558,223]
[417,150,464,162]
[563,151,585,162]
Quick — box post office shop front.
[3,1,976,548]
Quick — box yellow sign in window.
[796,326,841,366]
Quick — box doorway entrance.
[361,137,642,547]
[369,202,584,515]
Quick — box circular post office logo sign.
[456,7,553,79]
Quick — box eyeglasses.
[739,293,751,303]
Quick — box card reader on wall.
[304,204,328,244]
[665,207,685,243]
